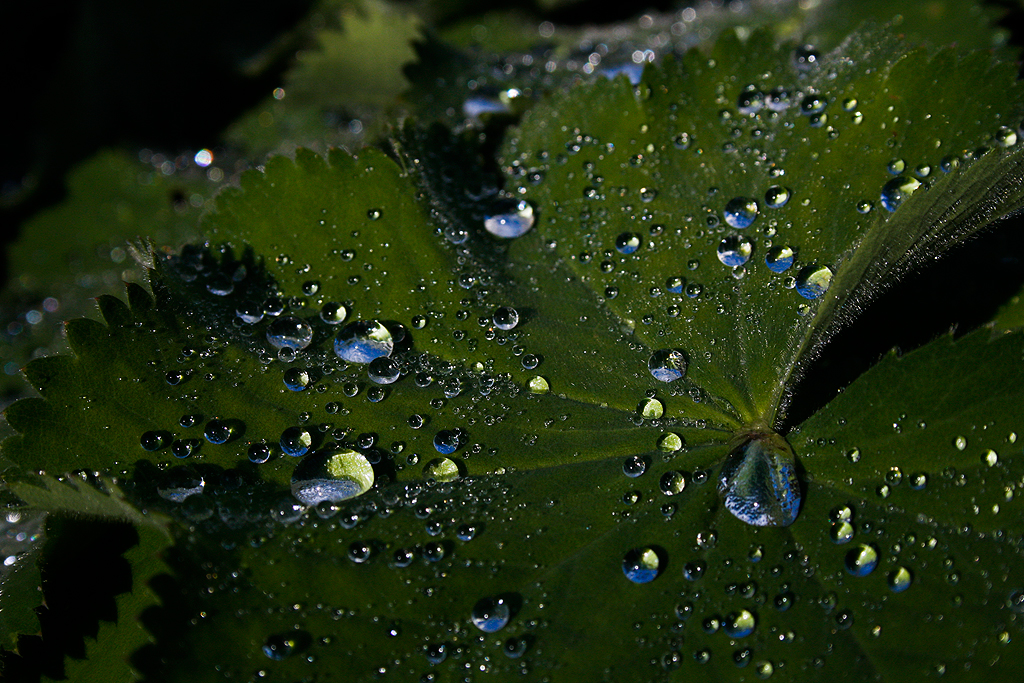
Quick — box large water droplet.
[717,235,753,267]
[648,348,688,382]
[433,429,462,455]
[723,197,758,229]
[266,317,313,351]
[880,176,921,212]
[718,434,801,527]
[334,320,394,363]
[291,448,374,505]
[471,596,512,633]
[424,457,462,482]
[484,199,535,238]
[622,547,661,584]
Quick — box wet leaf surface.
[3,6,1024,682]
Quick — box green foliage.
[3,1,1024,681]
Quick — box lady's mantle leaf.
[500,27,1024,426]
[787,326,1024,678]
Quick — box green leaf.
[0,510,44,650]
[499,27,1024,425]
[787,325,1024,678]
[5,17,1024,683]
[0,149,212,397]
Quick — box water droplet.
[856,200,874,214]
[280,427,313,457]
[291,448,374,505]
[639,397,664,419]
[982,449,999,466]
[504,636,529,659]
[830,521,855,544]
[622,547,661,583]
[844,543,879,576]
[284,367,311,391]
[236,300,264,324]
[615,232,642,254]
[248,442,272,464]
[737,86,764,115]
[622,455,647,477]
[717,235,753,267]
[367,357,400,384]
[140,430,170,451]
[320,302,347,324]
[795,265,832,300]
[658,432,684,451]
[995,125,1017,147]
[433,430,462,455]
[263,634,298,660]
[888,566,913,592]
[800,94,826,115]
[764,186,791,208]
[425,642,448,664]
[660,471,685,495]
[266,317,313,351]
[723,197,758,229]
[880,176,921,212]
[674,132,692,149]
[471,596,512,633]
[648,348,688,382]
[493,306,519,330]
[793,45,820,70]
[724,610,756,638]
[203,419,233,444]
[954,435,968,450]
[527,376,550,394]
[718,434,801,527]
[886,158,906,175]
[521,354,540,370]
[334,320,394,363]
[766,86,791,111]
[484,199,535,238]
[424,457,461,482]
[171,438,200,459]
[764,246,795,273]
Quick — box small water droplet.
[203,419,233,444]
[367,357,400,384]
[291,448,374,505]
[723,197,758,229]
[493,306,519,330]
[765,246,795,273]
[484,199,535,238]
[433,430,462,455]
[320,302,347,325]
[280,427,313,457]
[660,471,686,495]
[717,235,753,267]
[266,317,313,351]
[888,566,913,593]
[140,430,170,451]
[283,367,311,391]
[471,596,512,633]
[648,348,688,382]
[880,176,921,212]
[764,186,791,208]
[236,300,264,324]
[844,544,879,576]
[795,265,832,300]
[622,547,661,583]
[615,232,642,254]
[334,320,394,363]
[622,455,647,478]
[723,610,756,638]
[527,376,550,394]
[424,457,461,482]
[262,634,298,660]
